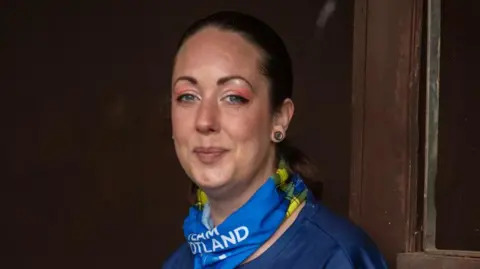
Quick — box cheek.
[225,106,271,142]
[171,107,193,140]
[171,109,192,167]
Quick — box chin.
[190,166,233,192]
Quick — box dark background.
[435,0,480,251]
[4,1,354,268]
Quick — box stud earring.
[273,131,284,142]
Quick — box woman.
[163,11,387,269]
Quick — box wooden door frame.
[350,0,480,268]
[349,0,424,266]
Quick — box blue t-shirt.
[163,196,387,268]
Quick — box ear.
[271,98,295,142]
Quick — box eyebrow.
[173,75,254,89]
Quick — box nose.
[195,98,220,135]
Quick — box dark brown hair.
[174,11,321,198]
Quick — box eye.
[225,95,249,104]
[176,93,199,103]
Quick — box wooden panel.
[397,253,480,269]
[350,0,424,266]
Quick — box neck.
[208,156,277,227]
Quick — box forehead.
[173,27,264,81]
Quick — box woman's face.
[171,27,286,197]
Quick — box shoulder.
[299,199,388,268]
[162,243,193,269]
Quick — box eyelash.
[176,93,198,103]
[224,95,249,104]
[175,94,250,104]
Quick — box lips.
[193,147,229,164]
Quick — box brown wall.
[4,1,354,268]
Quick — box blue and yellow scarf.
[183,160,308,269]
